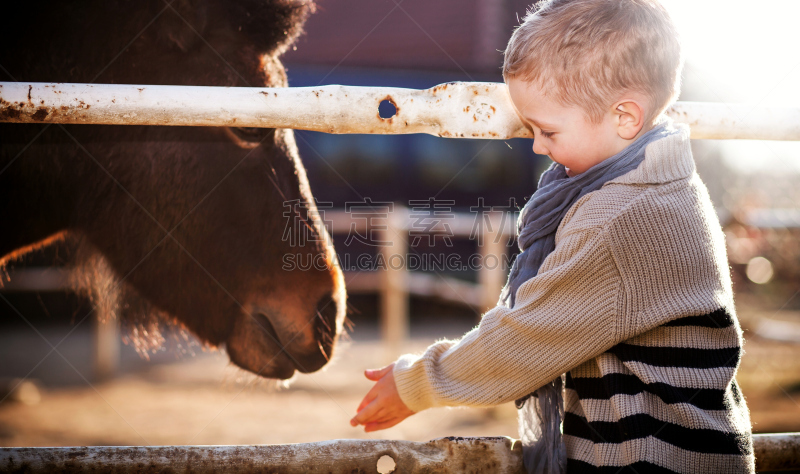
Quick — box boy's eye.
[540,131,555,139]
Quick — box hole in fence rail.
[376,454,396,473]
[378,98,397,120]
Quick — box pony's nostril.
[254,313,282,347]
[289,293,340,374]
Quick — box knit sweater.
[393,124,755,473]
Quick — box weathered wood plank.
[0,437,523,473]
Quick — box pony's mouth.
[225,310,296,379]
[225,298,341,379]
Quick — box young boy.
[350,0,754,472]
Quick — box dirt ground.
[0,297,798,448]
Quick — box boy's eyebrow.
[525,116,557,129]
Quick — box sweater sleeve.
[393,225,625,413]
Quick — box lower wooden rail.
[1,434,797,473]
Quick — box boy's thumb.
[364,364,394,381]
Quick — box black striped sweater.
[394,124,754,473]
[565,307,751,472]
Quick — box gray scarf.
[499,121,676,474]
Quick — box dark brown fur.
[0,0,346,379]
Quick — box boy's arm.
[393,226,625,413]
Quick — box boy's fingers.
[350,400,385,427]
[350,403,372,427]
[356,384,381,413]
[364,369,380,381]
[364,363,394,381]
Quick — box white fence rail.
[3,82,800,140]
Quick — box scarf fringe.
[518,375,567,474]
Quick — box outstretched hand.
[349,363,416,432]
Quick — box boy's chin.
[565,167,578,177]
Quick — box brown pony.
[0,0,346,379]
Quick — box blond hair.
[503,0,683,124]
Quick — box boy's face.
[507,78,627,176]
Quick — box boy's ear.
[613,99,645,140]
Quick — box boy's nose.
[532,140,548,156]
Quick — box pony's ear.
[224,0,316,56]
[157,0,210,53]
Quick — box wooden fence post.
[379,205,409,362]
[478,211,508,315]
[93,308,120,380]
